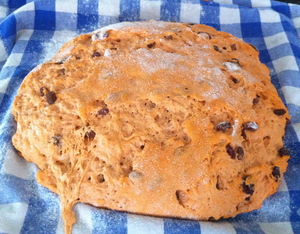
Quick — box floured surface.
[11,21,290,233]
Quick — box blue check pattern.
[0,0,300,233]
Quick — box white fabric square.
[272,55,299,74]
[72,204,93,234]
[293,123,300,142]
[219,7,240,24]
[0,40,8,62]
[277,177,288,192]
[280,86,300,106]
[199,221,236,234]
[4,53,23,67]
[55,216,64,234]
[0,203,28,234]
[127,214,164,234]
[264,32,289,49]
[56,0,78,13]
[140,0,161,20]
[215,0,234,4]
[0,6,7,18]
[259,222,294,234]
[259,9,281,23]
[251,0,272,8]
[180,3,202,23]
[293,17,300,29]
[0,77,10,94]
[1,148,35,180]
[98,0,120,17]
[16,29,34,41]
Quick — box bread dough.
[12,21,290,233]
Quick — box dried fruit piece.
[252,97,259,105]
[84,130,96,141]
[215,121,231,132]
[272,166,281,182]
[97,108,109,116]
[241,129,247,139]
[273,109,286,116]
[145,100,156,108]
[147,42,156,49]
[236,147,244,160]
[198,31,211,39]
[242,122,258,132]
[175,190,189,206]
[59,68,66,75]
[278,147,290,157]
[226,144,244,160]
[50,135,62,146]
[97,174,105,183]
[231,43,237,50]
[230,76,239,84]
[92,51,101,57]
[213,45,220,52]
[46,91,57,105]
[164,35,173,40]
[242,181,255,195]
[226,144,236,159]
[40,87,49,97]
[216,175,224,190]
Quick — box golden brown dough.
[12,21,290,233]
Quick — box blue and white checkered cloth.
[0,0,300,233]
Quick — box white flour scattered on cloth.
[42,31,79,63]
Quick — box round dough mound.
[12,21,290,227]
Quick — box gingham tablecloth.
[0,0,300,233]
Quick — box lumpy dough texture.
[12,21,290,233]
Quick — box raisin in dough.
[12,21,290,233]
